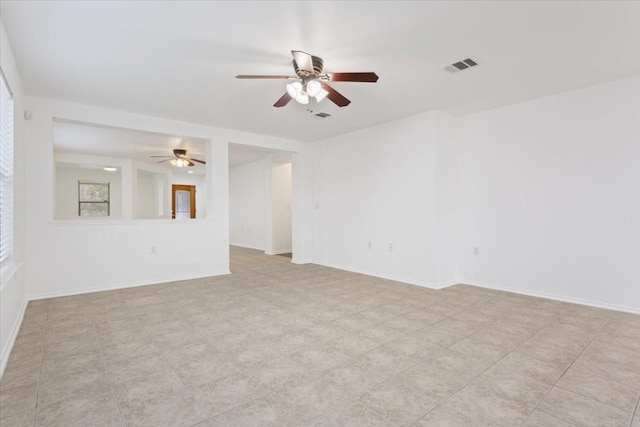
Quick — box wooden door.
[171,184,196,219]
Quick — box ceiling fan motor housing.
[173,149,187,156]
[294,55,324,77]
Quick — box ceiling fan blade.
[322,83,351,107]
[184,157,206,165]
[328,72,379,83]
[291,50,314,74]
[156,159,172,164]
[273,92,293,108]
[235,75,293,79]
[150,155,173,158]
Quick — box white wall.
[229,159,267,250]
[269,162,292,255]
[136,169,168,219]
[310,76,640,313]
[0,18,27,376]
[312,112,443,287]
[291,148,314,264]
[55,165,123,218]
[459,76,640,312]
[132,160,173,220]
[22,97,308,299]
[434,112,461,286]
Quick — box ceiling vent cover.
[314,112,331,118]
[443,58,478,73]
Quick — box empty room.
[0,1,639,426]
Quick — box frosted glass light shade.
[286,81,303,98]
[306,80,323,97]
[170,158,193,168]
[295,92,309,104]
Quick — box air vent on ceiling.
[314,112,331,118]
[443,58,478,73]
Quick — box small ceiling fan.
[236,50,379,108]
[150,149,206,167]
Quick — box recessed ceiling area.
[228,143,278,168]
[3,1,639,141]
[53,120,283,171]
[53,120,208,175]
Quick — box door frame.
[171,184,196,219]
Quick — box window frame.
[0,67,14,269]
[78,181,111,217]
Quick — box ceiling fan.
[236,50,379,108]
[150,149,205,167]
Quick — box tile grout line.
[532,410,581,427]
[308,295,533,425]
[309,295,533,425]
[628,392,640,427]
[318,296,480,417]
[152,320,213,425]
[264,275,620,424]
[232,304,410,425]
[31,301,50,427]
[197,392,279,425]
[94,319,127,426]
[517,313,613,426]
[552,381,637,416]
[408,308,557,427]
[296,337,416,424]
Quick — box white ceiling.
[228,143,276,168]
[3,1,639,142]
[53,120,208,174]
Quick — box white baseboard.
[264,250,292,256]
[305,261,640,314]
[461,279,640,315]
[291,256,311,265]
[273,248,293,255]
[433,280,463,290]
[28,270,231,301]
[0,298,28,379]
[313,260,440,290]
[230,243,265,251]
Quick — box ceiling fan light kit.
[286,79,328,105]
[170,158,194,168]
[286,81,302,98]
[150,148,205,167]
[306,80,322,97]
[236,50,379,108]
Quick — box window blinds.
[0,69,14,268]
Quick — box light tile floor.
[1,246,639,426]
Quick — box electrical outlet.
[474,246,479,256]
[388,243,393,252]
[151,246,157,254]
[368,242,372,250]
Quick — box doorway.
[228,144,294,259]
[172,184,196,219]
